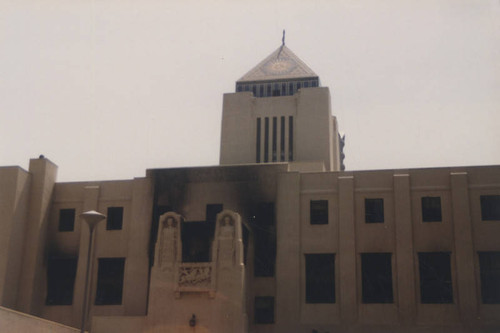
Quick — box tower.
[220,44,342,171]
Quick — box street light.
[80,210,106,333]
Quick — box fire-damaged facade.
[0,45,500,333]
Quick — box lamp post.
[79,210,106,333]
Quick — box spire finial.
[282,29,285,46]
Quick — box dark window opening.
[421,197,442,222]
[280,116,285,161]
[182,221,212,262]
[478,252,500,304]
[254,296,274,324]
[157,205,172,216]
[310,200,328,225]
[266,84,271,97]
[304,81,309,88]
[305,254,335,303]
[365,198,384,223]
[237,85,242,92]
[418,252,453,303]
[95,258,125,305]
[252,85,257,96]
[272,84,280,96]
[312,80,318,87]
[206,203,223,244]
[480,195,500,221]
[252,203,276,277]
[289,83,294,95]
[288,116,293,161]
[256,118,261,163]
[244,85,249,91]
[361,253,393,303]
[259,85,264,97]
[272,117,277,162]
[264,118,269,163]
[281,83,286,95]
[297,82,301,90]
[106,206,123,230]
[58,208,75,232]
[46,257,77,305]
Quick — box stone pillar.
[450,172,478,325]
[17,157,58,315]
[275,172,300,330]
[338,175,357,324]
[393,173,416,324]
[123,177,153,315]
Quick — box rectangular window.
[289,82,294,95]
[244,85,249,91]
[478,252,500,304]
[304,81,309,88]
[280,116,285,161]
[365,198,384,223]
[272,117,277,162]
[281,83,286,95]
[252,85,257,96]
[421,196,442,222]
[288,116,293,161]
[266,84,271,97]
[305,254,335,303]
[46,257,77,305]
[106,207,123,230]
[58,208,75,232]
[312,80,318,87]
[206,203,223,239]
[418,252,453,303]
[253,203,276,277]
[310,200,328,225]
[264,118,269,163]
[361,253,393,303]
[259,85,264,97]
[272,83,280,96]
[480,195,500,221]
[254,296,274,324]
[256,118,261,163]
[297,82,301,90]
[95,258,125,305]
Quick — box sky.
[1,0,499,182]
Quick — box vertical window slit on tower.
[272,117,277,162]
[280,116,285,161]
[288,116,293,161]
[264,118,269,163]
[289,82,294,95]
[256,118,261,163]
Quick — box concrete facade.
[0,45,499,332]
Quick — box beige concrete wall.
[39,177,153,330]
[0,306,79,333]
[0,167,31,309]
[220,88,340,171]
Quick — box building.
[0,43,499,333]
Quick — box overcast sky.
[1,0,499,181]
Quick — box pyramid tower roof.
[237,45,318,83]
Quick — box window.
[478,252,500,304]
[253,203,276,277]
[480,195,500,221]
[95,258,125,305]
[46,257,77,305]
[421,197,442,222]
[310,200,328,225]
[304,81,309,88]
[254,296,274,324]
[256,118,261,163]
[289,82,294,95]
[288,116,293,161]
[58,208,75,232]
[280,116,285,161]
[106,207,123,230]
[272,117,277,162]
[365,198,384,223]
[418,252,453,303]
[266,84,271,97]
[305,254,335,303]
[361,253,393,303]
[264,118,269,163]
